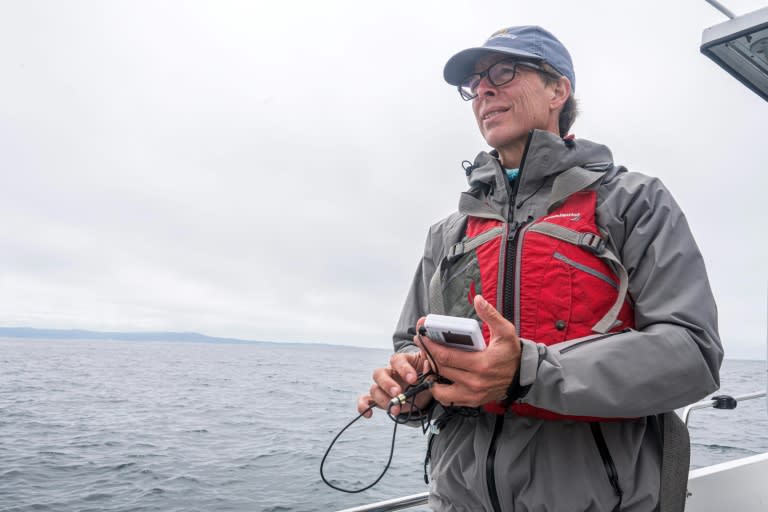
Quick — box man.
[357,26,722,511]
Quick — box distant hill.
[0,327,269,345]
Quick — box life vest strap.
[528,222,605,252]
[446,226,504,260]
[428,264,446,315]
[429,226,504,316]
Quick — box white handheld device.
[423,314,485,351]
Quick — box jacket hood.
[460,130,615,220]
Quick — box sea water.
[0,338,766,512]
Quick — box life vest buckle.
[447,242,464,261]
[578,232,606,254]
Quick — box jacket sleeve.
[392,214,463,353]
[517,172,723,418]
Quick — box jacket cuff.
[518,338,542,387]
[501,338,540,406]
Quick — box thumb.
[474,294,517,342]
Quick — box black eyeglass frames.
[458,59,557,101]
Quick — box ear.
[549,76,571,111]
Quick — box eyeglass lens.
[460,61,520,98]
[460,60,543,100]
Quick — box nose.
[473,74,497,98]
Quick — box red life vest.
[433,187,634,420]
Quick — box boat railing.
[335,492,429,512]
[336,390,767,512]
[681,391,767,426]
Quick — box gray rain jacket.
[393,130,722,512]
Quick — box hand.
[417,294,521,407]
[357,350,433,418]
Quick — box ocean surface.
[0,338,766,512]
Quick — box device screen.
[443,331,473,346]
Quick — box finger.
[357,394,376,418]
[368,382,409,416]
[419,335,479,372]
[368,381,396,410]
[429,360,473,384]
[389,353,420,386]
[412,317,427,349]
[430,381,481,408]
[372,366,406,397]
[474,294,517,341]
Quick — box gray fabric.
[392,130,722,511]
[449,226,504,257]
[427,266,446,315]
[547,165,607,211]
[428,414,663,512]
[428,227,505,318]
[393,212,465,347]
[590,243,629,334]
[518,338,541,387]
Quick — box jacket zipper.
[502,130,533,322]
[487,131,535,512]
[486,415,505,512]
[501,221,521,322]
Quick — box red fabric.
[466,192,634,420]
[518,191,634,345]
[466,217,503,346]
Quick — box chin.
[483,130,524,150]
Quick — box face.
[470,53,561,155]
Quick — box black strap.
[659,412,690,512]
[500,370,532,408]
[424,432,437,484]
[590,423,623,512]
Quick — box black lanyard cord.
[319,404,399,493]
[320,375,435,493]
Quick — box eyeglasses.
[458,59,554,101]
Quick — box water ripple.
[0,339,764,511]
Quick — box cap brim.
[443,46,542,85]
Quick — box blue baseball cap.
[443,26,575,92]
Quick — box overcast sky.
[1,0,766,359]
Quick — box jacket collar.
[459,130,615,219]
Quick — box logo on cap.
[488,28,517,42]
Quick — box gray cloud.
[1,0,766,357]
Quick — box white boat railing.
[336,390,768,512]
[335,492,429,512]
[681,391,766,426]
